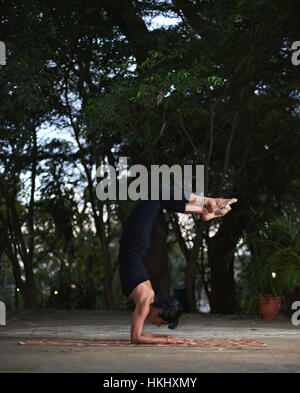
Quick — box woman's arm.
[131,300,190,344]
[142,332,176,339]
[130,298,170,344]
[142,332,165,337]
[141,331,197,344]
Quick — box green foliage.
[239,211,300,313]
[131,48,223,106]
[256,213,300,295]
[1,0,299,312]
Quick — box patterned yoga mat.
[19,338,267,347]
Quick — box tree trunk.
[209,248,236,314]
[85,255,97,309]
[0,198,38,310]
[143,211,169,295]
[208,206,247,314]
[0,251,5,298]
[22,284,38,309]
[184,258,198,313]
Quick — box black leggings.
[118,185,190,297]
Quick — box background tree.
[0,0,299,313]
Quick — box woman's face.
[147,307,168,327]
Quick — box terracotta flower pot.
[259,296,281,320]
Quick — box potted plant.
[250,255,282,319]
[258,212,300,317]
[256,267,281,320]
[240,211,300,319]
[238,253,282,319]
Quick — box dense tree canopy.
[0,0,299,313]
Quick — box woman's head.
[148,294,183,329]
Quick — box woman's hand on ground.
[167,336,197,345]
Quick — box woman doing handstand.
[118,185,237,345]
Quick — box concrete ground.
[0,309,299,373]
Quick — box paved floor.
[0,309,299,373]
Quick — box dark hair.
[151,294,183,330]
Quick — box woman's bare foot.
[185,195,238,221]
[202,197,237,221]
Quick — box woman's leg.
[188,193,205,206]
[152,184,190,213]
[148,184,238,221]
[184,203,204,214]
[185,194,238,221]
